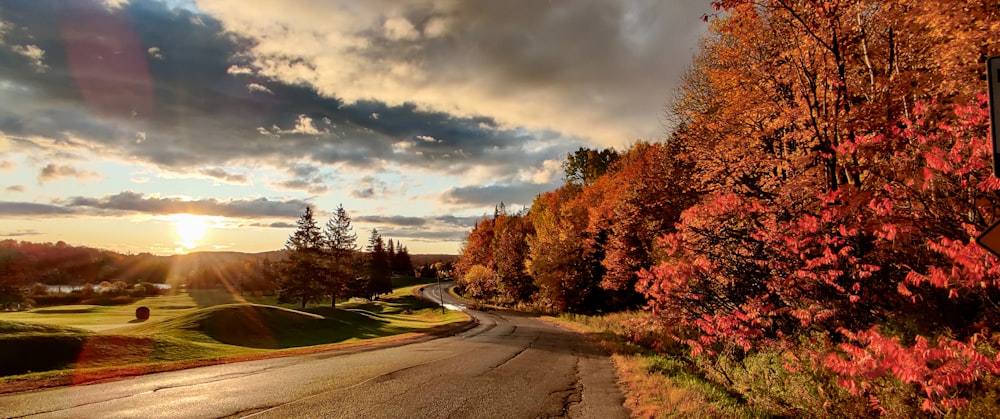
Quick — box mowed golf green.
[0,285,467,380]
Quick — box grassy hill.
[0,285,467,381]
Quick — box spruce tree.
[277,206,326,308]
[365,229,392,297]
[323,204,358,307]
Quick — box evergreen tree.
[386,239,396,275]
[276,206,326,308]
[323,204,358,307]
[365,229,392,297]
[392,241,414,277]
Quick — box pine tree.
[323,204,357,307]
[276,206,326,308]
[365,228,392,297]
[386,239,396,275]
[393,241,414,277]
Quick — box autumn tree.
[527,185,606,312]
[277,206,326,308]
[582,140,699,309]
[562,147,620,186]
[455,217,496,293]
[636,0,1000,412]
[491,211,535,303]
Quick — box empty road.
[1,283,628,418]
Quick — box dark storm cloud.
[61,191,309,218]
[0,0,579,178]
[0,201,76,215]
[441,182,557,207]
[201,0,710,147]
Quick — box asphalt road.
[1,282,628,418]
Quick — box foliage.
[453,0,1000,414]
[276,206,327,308]
[323,204,359,306]
[459,265,496,299]
[527,185,607,312]
[563,147,620,186]
[364,228,393,297]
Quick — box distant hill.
[409,254,458,267]
[1,240,454,288]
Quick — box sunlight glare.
[171,213,209,250]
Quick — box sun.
[171,214,208,249]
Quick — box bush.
[29,294,83,307]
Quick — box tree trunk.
[300,297,306,309]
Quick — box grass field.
[0,283,467,382]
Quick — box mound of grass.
[1,284,470,383]
[121,301,461,349]
[0,320,92,376]
[122,304,329,348]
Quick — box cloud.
[199,167,249,184]
[38,163,102,183]
[0,0,677,187]
[195,0,710,147]
[147,46,163,60]
[355,215,428,227]
[6,185,25,192]
[270,164,330,194]
[441,182,556,207]
[374,227,468,243]
[61,191,310,218]
[11,44,46,72]
[0,229,41,237]
[434,215,482,228]
[0,161,13,171]
[247,82,273,95]
[244,221,295,228]
[350,175,390,199]
[0,201,76,215]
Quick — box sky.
[0,0,710,255]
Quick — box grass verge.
[0,285,471,393]
[545,313,767,419]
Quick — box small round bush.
[135,306,151,321]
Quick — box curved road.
[1,282,628,418]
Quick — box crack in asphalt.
[543,357,583,419]
[476,335,538,377]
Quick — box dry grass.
[545,314,765,419]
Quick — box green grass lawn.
[0,284,467,380]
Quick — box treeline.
[0,240,172,287]
[457,0,1000,414]
[275,205,419,308]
